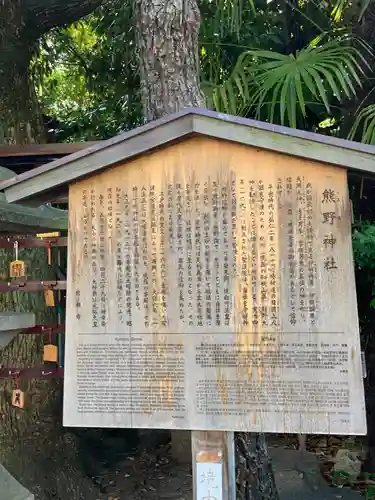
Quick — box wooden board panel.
[0,142,97,157]
[64,136,366,434]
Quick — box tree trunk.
[236,434,279,500]
[0,1,103,498]
[135,0,206,122]
[0,248,100,499]
[0,3,44,144]
[135,1,279,498]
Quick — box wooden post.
[192,431,236,500]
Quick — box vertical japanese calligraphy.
[296,176,307,322]
[305,182,316,324]
[115,187,124,323]
[222,183,231,327]
[176,183,185,324]
[124,190,132,328]
[321,188,339,273]
[196,182,204,327]
[82,189,89,258]
[131,187,140,322]
[268,183,277,327]
[239,178,249,328]
[141,186,149,328]
[286,176,297,326]
[75,289,81,320]
[90,188,98,328]
[203,182,212,325]
[186,182,194,327]
[159,189,167,326]
[150,184,157,325]
[212,181,221,327]
[99,191,107,327]
[249,180,257,328]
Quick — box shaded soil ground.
[75,433,367,500]
[6,430,370,500]
[94,446,192,500]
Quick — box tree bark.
[23,0,103,36]
[135,0,206,122]
[0,0,103,498]
[0,0,103,144]
[236,433,279,500]
[0,2,44,144]
[135,1,279,498]
[0,249,99,499]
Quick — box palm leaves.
[331,0,371,22]
[212,38,370,129]
[214,0,255,37]
[349,105,375,144]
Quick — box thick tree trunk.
[236,434,279,500]
[0,0,103,144]
[0,1,103,498]
[135,1,279,498]
[0,248,99,499]
[0,4,44,144]
[135,0,206,121]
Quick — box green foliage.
[212,38,369,128]
[202,0,374,137]
[331,0,371,22]
[352,223,375,309]
[32,0,375,144]
[34,0,142,142]
[349,104,375,144]
[353,223,375,271]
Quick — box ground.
[4,432,370,500]
[96,446,192,500]
[77,434,367,500]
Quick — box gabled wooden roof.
[3,108,375,205]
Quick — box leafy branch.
[212,37,370,128]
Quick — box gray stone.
[0,463,33,500]
[333,448,362,482]
[269,448,362,500]
[0,166,19,182]
[0,312,35,348]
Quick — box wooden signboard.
[64,136,366,435]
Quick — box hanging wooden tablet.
[12,376,24,409]
[44,344,58,363]
[44,289,55,307]
[12,389,24,409]
[9,241,25,278]
[44,329,58,363]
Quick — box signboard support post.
[192,430,236,500]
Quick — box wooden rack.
[0,233,67,381]
[0,368,64,378]
[21,324,65,334]
[0,237,68,249]
[0,280,67,292]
